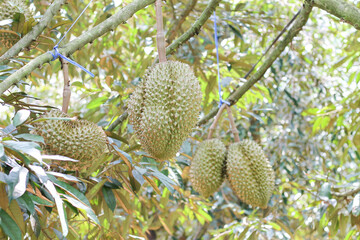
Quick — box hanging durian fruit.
[32,110,108,171]
[127,60,202,160]
[189,138,227,198]
[0,0,32,21]
[226,139,275,209]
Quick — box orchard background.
[1,0,360,239]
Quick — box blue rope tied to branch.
[49,0,94,77]
[213,12,230,108]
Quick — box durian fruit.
[127,61,202,160]
[0,31,20,49]
[32,110,108,171]
[0,0,31,21]
[227,139,275,209]
[189,139,227,198]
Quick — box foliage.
[1,0,360,239]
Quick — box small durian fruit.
[0,0,31,21]
[190,139,227,198]
[227,139,275,209]
[127,61,202,160]
[32,110,108,171]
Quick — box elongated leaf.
[0,208,22,240]
[62,195,99,225]
[4,141,42,163]
[29,165,68,236]
[47,174,90,206]
[0,144,4,158]
[13,110,30,127]
[12,167,28,199]
[102,186,116,212]
[14,134,44,144]
[352,193,360,216]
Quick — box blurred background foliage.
[0,0,360,239]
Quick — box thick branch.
[0,0,66,64]
[197,1,313,126]
[0,0,155,95]
[166,0,198,44]
[314,0,360,30]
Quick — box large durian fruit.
[32,110,108,171]
[0,0,32,21]
[127,61,202,160]
[189,139,227,198]
[227,139,275,209]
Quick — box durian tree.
[1,0,360,239]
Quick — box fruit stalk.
[207,103,227,139]
[225,105,240,142]
[155,0,167,63]
[60,58,71,113]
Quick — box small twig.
[60,58,71,113]
[207,103,227,139]
[244,9,301,79]
[167,0,198,44]
[225,105,240,142]
[155,0,167,63]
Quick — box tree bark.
[314,0,360,30]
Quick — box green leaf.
[10,167,28,199]
[102,186,116,212]
[0,144,4,158]
[3,141,42,162]
[14,134,44,144]
[352,193,360,216]
[12,109,30,127]
[28,165,68,236]
[319,182,332,199]
[0,208,22,240]
[148,169,176,193]
[16,192,35,215]
[62,195,100,225]
[47,174,90,206]
[86,96,108,109]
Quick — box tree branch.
[0,0,156,95]
[107,112,129,132]
[332,186,360,198]
[166,0,198,44]
[165,0,222,57]
[0,0,67,65]
[197,1,313,126]
[314,0,360,30]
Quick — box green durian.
[32,110,108,171]
[0,0,31,21]
[227,139,275,209]
[127,61,202,160]
[190,139,227,198]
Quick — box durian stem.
[60,58,71,113]
[155,0,167,63]
[226,105,240,143]
[207,103,227,139]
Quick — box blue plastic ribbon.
[213,11,230,108]
[49,0,94,77]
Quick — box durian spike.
[225,105,240,142]
[207,103,227,139]
[155,0,167,63]
[60,58,71,113]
